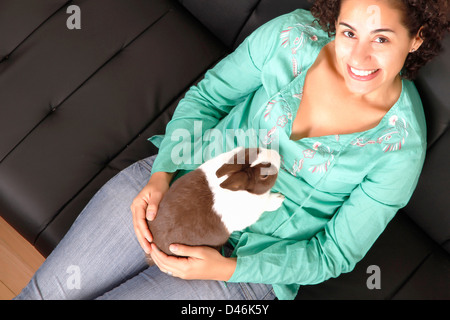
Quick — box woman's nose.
[350,41,372,66]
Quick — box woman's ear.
[410,26,424,52]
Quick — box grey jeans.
[15,155,275,300]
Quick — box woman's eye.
[343,31,355,38]
[374,37,389,44]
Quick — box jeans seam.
[261,287,275,300]
[138,155,156,172]
[238,283,253,300]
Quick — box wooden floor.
[0,216,45,300]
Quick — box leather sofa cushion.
[0,0,225,255]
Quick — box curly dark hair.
[310,0,449,79]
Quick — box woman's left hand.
[149,243,236,281]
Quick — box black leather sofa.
[1,0,449,299]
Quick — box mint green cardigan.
[149,9,426,300]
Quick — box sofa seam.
[387,252,432,299]
[31,7,174,246]
[0,7,173,166]
[229,0,262,49]
[0,0,72,63]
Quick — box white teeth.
[350,67,378,76]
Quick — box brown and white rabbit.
[146,147,284,262]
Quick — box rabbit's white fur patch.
[199,147,284,233]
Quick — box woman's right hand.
[131,171,174,254]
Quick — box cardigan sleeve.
[148,14,286,174]
[228,140,426,288]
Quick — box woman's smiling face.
[334,0,423,97]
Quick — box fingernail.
[169,244,178,253]
[146,211,155,220]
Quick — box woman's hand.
[131,171,174,254]
[150,243,237,281]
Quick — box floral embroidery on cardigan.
[351,115,409,152]
[308,142,336,173]
[264,99,278,121]
[283,141,337,176]
[280,23,318,78]
[261,96,293,145]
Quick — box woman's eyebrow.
[339,22,356,30]
[338,22,396,34]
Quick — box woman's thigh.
[97,264,275,300]
[16,156,156,300]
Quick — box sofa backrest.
[406,36,450,253]
[179,0,450,252]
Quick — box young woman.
[17,0,448,300]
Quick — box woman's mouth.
[347,65,380,81]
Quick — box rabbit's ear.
[216,163,244,178]
[219,171,248,191]
[216,147,251,178]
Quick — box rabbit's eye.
[261,174,269,179]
